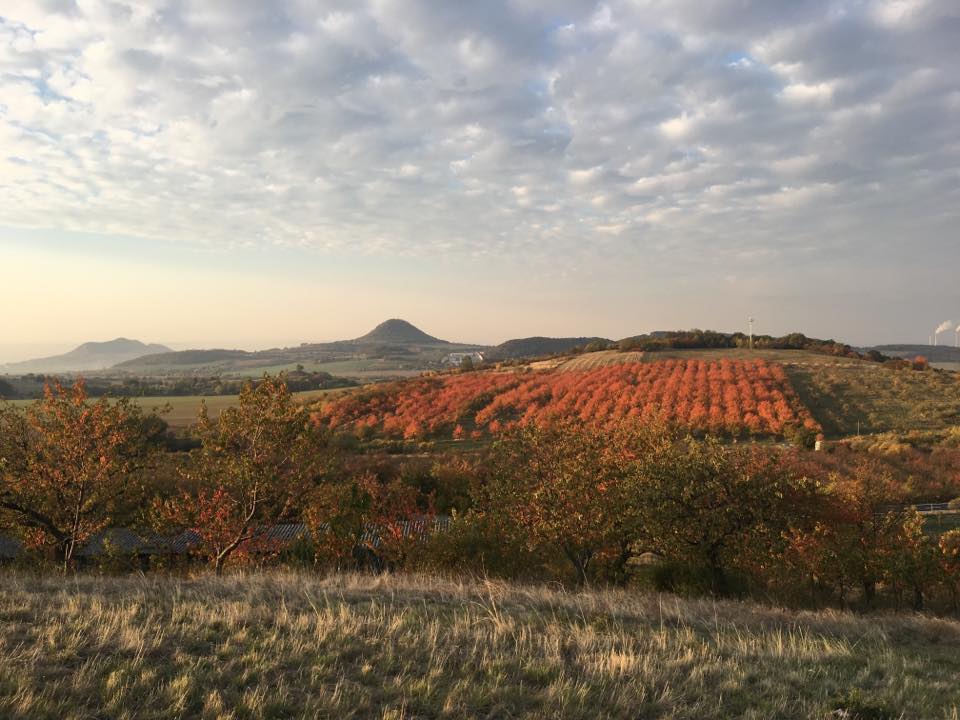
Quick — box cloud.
[0,0,957,283]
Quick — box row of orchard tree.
[316,359,820,441]
[1,377,958,611]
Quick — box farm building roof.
[0,516,452,560]
[75,528,165,558]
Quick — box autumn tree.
[480,420,671,585]
[823,463,910,607]
[305,473,433,570]
[939,529,960,611]
[0,380,157,570]
[884,510,942,611]
[158,375,334,574]
[636,439,814,595]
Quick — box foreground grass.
[1,573,959,719]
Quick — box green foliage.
[636,437,816,595]
[479,421,672,584]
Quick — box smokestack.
[934,320,952,347]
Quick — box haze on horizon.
[1,0,959,363]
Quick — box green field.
[8,388,346,430]
[222,358,426,379]
[0,572,957,720]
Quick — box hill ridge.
[3,338,172,373]
[353,319,449,345]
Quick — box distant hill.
[2,338,172,374]
[489,337,611,360]
[114,319,478,377]
[114,349,252,369]
[867,345,960,363]
[352,319,449,345]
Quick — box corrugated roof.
[357,516,451,549]
[163,529,202,554]
[75,528,165,557]
[251,523,310,543]
[2,515,453,559]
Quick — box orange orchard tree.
[316,359,820,440]
[0,380,158,569]
[156,376,336,574]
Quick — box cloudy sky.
[1,0,958,359]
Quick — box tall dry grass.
[0,571,958,719]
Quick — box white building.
[441,351,485,367]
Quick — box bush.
[415,512,545,580]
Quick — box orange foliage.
[315,359,819,439]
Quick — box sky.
[1,0,959,361]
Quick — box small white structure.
[442,351,485,367]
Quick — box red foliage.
[316,359,819,439]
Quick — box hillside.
[488,336,610,360]
[351,318,449,345]
[1,571,957,719]
[869,344,960,363]
[113,348,253,369]
[544,347,960,439]
[114,320,482,378]
[316,356,818,440]
[1,338,171,373]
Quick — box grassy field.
[556,350,646,371]
[784,363,960,438]
[637,348,864,364]
[9,388,346,430]
[0,572,958,720]
[222,359,427,379]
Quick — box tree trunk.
[564,546,591,587]
[57,538,74,575]
[706,548,729,596]
[913,587,924,612]
[863,580,876,608]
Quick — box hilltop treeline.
[491,329,894,364]
[2,377,960,613]
[616,329,881,358]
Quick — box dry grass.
[557,351,646,371]
[1,572,959,719]
[785,363,960,438]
